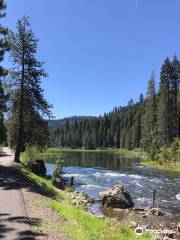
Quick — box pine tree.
[0,0,8,144]
[142,73,156,145]
[8,16,51,162]
[0,0,8,77]
[141,73,159,160]
[157,58,173,145]
[171,55,180,138]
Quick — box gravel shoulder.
[22,184,70,240]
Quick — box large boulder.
[99,185,134,208]
[30,160,47,176]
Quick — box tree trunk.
[14,21,25,163]
[14,147,21,163]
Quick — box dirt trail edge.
[0,147,35,240]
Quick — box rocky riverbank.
[102,206,180,240]
[69,185,180,240]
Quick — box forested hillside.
[49,56,180,156]
[48,116,95,130]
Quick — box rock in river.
[99,185,134,208]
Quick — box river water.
[45,151,180,216]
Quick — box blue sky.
[3,0,180,118]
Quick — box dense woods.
[49,56,180,159]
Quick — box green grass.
[108,148,146,158]
[21,166,70,202]
[21,166,153,240]
[141,160,180,172]
[48,199,152,240]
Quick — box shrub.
[170,138,180,162]
[146,145,159,161]
[159,147,171,162]
[22,145,42,166]
[158,138,180,163]
[52,153,64,181]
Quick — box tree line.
[50,57,180,160]
[0,1,51,162]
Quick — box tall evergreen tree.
[171,55,180,138]
[0,0,8,144]
[141,72,158,160]
[0,0,8,77]
[157,58,173,145]
[8,16,51,162]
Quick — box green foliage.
[52,153,64,181]
[159,147,171,162]
[141,72,159,155]
[49,100,145,150]
[146,145,159,162]
[21,145,42,166]
[158,138,180,163]
[170,137,180,162]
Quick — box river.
[44,151,180,216]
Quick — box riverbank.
[45,147,145,158]
[21,166,152,240]
[141,160,180,173]
[44,147,180,174]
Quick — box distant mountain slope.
[48,116,96,130]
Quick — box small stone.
[130,221,138,229]
[143,213,149,218]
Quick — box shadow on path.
[0,214,46,240]
[0,153,48,240]
[0,150,11,157]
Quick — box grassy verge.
[141,160,180,172]
[108,148,146,158]
[21,166,152,240]
[21,166,70,202]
